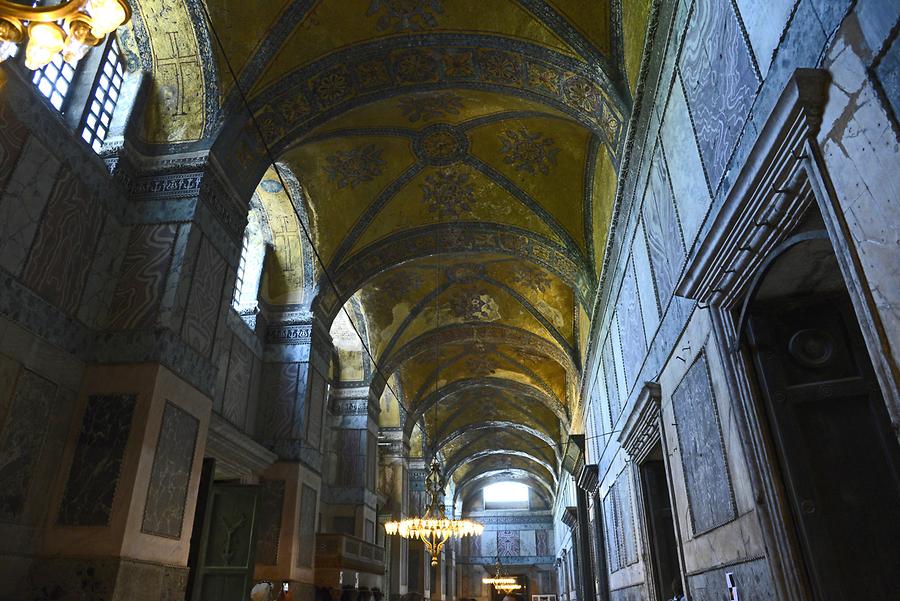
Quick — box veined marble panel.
[58,394,136,526]
[142,402,200,538]
[0,369,56,522]
[296,483,317,568]
[255,479,286,565]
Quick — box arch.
[460,475,553,510]
[434,421,561,462]
[455,469,554,506]
[402,377,568,438]
[446,449,557,486]
[314,223,594,325]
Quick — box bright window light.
[484,482,529,505]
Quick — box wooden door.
[189,481,261,601]
[748,294,900,600]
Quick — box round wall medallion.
[788,328,835,368]
[413,124,469,166]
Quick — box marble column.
[31,363,211,600]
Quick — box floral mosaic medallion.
[499,128,559,175]
[399,93,464,122]
[367,0,444,32]
[325,144,386,188]
[448,289,500,321]
[421,167,475,218]
[413,124,469,165]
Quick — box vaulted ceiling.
[124,0,653,499]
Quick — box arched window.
[483,481,530,510]
[232,199,270,316]
[6,29,129,154]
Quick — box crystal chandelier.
[384,459,484,566]
[483,556,522,594]
[0,0,131,69]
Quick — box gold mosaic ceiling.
[128,0,653,495]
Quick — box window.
[484,481,529,509]
[32,52,78,111]
[80,39,125,152]
[232,229,250,308]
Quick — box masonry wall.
[575,0,899,600]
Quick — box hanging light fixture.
[0,0,131,69]
[384,256,484,565]
[384,458,484,566]
[483,556,522,594]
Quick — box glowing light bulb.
[87,0,128,38]
[25,22,65,70]
[0,40,15,63]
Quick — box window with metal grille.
[32,52,78,112]
[80,39,125,153]
[232,230,250,307]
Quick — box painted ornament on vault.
[368,0,444,32]
[499,128,559,175]
[448,289,500,322]
[399,93,464,122]
[422,167,475,218]
[325,144,386,188]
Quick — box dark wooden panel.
[672,353,736,534]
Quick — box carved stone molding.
[205,412,278,481]
[561,506,578,530]
[575,464,599,495]
[676,69,830,308]
[618,382,661,464]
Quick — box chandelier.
[384,459,484,566]
[483,556,522,594]
[0,0,131,69]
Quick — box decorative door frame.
[676,67,898,601]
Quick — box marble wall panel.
[77,214,129,328]
[631,222,660,339]
[535,528,551,556]
[22,169,103,315]
[609,583,644,601]
[107,224,178,330]
[58,394,136,526]
[141,402,199,538]
[0,369,56,522]
[481,530,498,558]
[679,0,759,191]
[687,557,775,601]
[259,362,300,442]
[641,147,685,311]
[0,94,28,194]
[672,353,736,535]
[519,530,536,556]
[222,339,252,426]
[603,468,638,573]
[0,137,61,277]
[875,32,899,118]
[617,259,647,390]
[181,237,227,357]
[660,80,712,249]
[255,479,286,565]
[602,335,619,427]
[497,530,521,556]
[296,483,317,568]
[733,0,795,76]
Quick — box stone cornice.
[205,412,277,481]
[676,69,829,307]
[618,382,661,464]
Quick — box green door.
[190,481,261,601]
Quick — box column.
[380,431,409,601]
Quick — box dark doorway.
[638,445,682,601]
[746,233,900,600]
[185,458,262,601]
